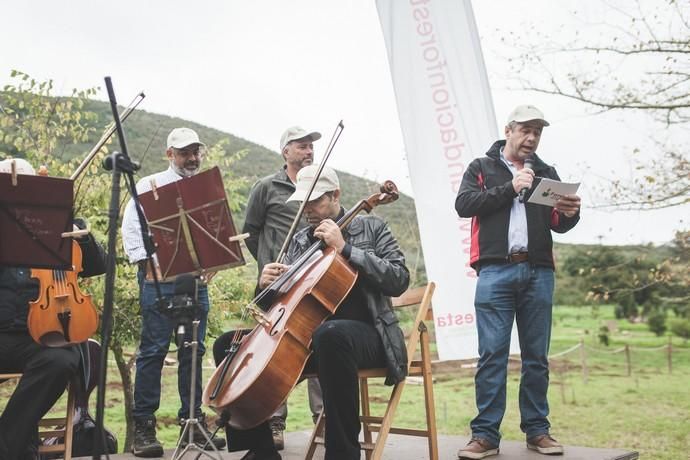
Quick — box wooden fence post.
[624,344,631,376]
[579,338,588,384]
[668,335,673,374]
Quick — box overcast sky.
[1,0,686,245]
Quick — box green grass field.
[2,304,689,458]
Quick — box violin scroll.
[377,180,399,204]
[362,180,399,212]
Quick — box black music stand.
[0,171,74,269]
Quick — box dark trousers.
[312,320,386,460]
[134,272,210,420]
[0,332,80,459]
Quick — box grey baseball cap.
[280,126,322,151]
[167,127,206,149]
[507,105,550,126]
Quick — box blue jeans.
[133,272,209,420]
[471,262,555,446]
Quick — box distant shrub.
[598,325,610,346]
[669,318,690,340]
[647,311,667,336]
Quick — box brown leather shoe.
[527,434,564,455]
[457,437,499,459]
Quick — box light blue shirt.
[499,149,528,253]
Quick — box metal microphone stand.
[171,319,222,460]
[97,77,161,460]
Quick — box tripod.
[171,319,223,460]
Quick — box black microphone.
[157,274,199,346]
[518,156,535,203]
[174,273,198,297]
[102,152,140,172]
[174,274,198,345]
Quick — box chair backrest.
[391,282,435,367]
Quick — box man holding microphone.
[455,105,581,459]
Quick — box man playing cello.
[242,125,324,448]
[213,165,409,460]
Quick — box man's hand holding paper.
[528,177,581,217]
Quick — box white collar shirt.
[121,165,186,263]
[499,149,529,254]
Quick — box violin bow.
[275,120,345,264]
[70,91,145,181]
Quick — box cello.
[203,181,399,429]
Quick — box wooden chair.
[0,373,76,460]
[304,281,438,460]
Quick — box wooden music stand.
[138,166,245,280]
[0,171,74,269]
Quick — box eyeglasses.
[173,145,205,158]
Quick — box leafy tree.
[661,230,690,318]
[1,70,252,450]
[562,245,672,319]
[503,0,689,210]
[0,70,98,162]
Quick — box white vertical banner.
[377,0,517,360]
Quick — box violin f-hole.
[269,308,286,336]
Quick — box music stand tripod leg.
[170,320,223,460]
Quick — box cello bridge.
[246,304,271,328]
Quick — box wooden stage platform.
[75,431,639,459]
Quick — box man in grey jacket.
[260,165,409,460]
[243,126,321,280]
[242,126,322,448]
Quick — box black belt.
[508,252,529,263]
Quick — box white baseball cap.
[507,105,550,126]
[167,127,206,149]
[286,164,339,202]
[0,158,36,175]
[280,126,321,152]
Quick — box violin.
[28,236,99,347]
[27,167,99,347]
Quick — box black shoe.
[132,416,164,458]
[179,413,227,450]
[269,417,285,451]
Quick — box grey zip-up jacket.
[285,213,410,385]
[243,167,307,277]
